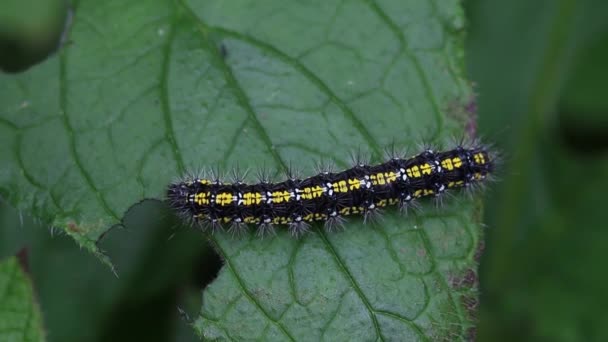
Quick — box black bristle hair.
[166,142,497,238]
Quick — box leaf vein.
[376,311,427,341]
[179,1,287,172]
[58,50,119,221]
[415,220,465,335]
[317,229,384,340]
[207,26,384,159]
[159,17,186,175]
[208,236,296,341]
[365,0,444,140]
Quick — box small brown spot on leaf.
[67,221,83,233]
[465,326,477,342]
[474,239,485,263]
[16,247,30,274]
[449,268,478,290]
[461,295,479,319]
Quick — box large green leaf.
[0,0,479,339]
[0,257,45,342]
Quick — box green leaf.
[0,257,45,342]
[1,0,479,340]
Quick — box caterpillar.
[167,143,495,237]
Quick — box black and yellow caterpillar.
[167,144,495,236]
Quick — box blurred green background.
[1,0,608,341]
[468,0,608,341]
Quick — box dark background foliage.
[467,0,608,340]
